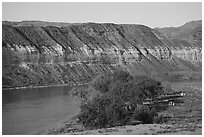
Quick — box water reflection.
[2,86,82,135]
[3,86,71,104]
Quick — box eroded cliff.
[2,21,202,88]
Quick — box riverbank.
[46,117,201,135]
[46,81,202,135]
[2,82,89,91]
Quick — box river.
[2,86,81,135]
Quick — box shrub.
[112,68,132,83]
[77,94,111,129]
[131,75,163,97]
[91,71,112,94]
[77,69,165,129]
[133,105,158,124]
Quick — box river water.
[2,86,81,135]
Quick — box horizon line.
[2,19,202,28]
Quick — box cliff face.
[155,20,202,47]
[152,29,202,62]
[2,21,202,88]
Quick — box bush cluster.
[77,69,165,129]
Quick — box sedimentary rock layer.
[2,22,202,88]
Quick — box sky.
[2,2,202,28]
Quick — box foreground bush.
[77,94,111,128]
[77,69,165,129]
[133,105,157,124]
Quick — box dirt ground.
[64,124,202,135]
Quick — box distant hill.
[155,20,202,47]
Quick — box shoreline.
[42,112,80,135]
[3,78,201,91]
[2,83,89,91]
